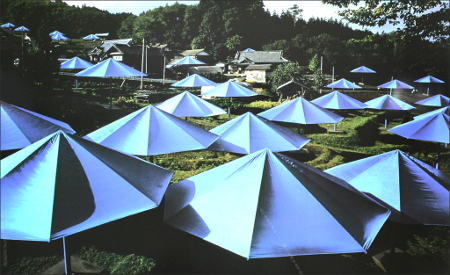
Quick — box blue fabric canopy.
[1,131,173,241]
[326,150,449,225]
[49,30,64,36]
[414,106,449,120]
[1,23,15,28]
[51,33,70,41]
[326,78,362,89]
[364,95,415,110]
[311,91,367,110]
[156,91,225,117]
[83,34,101,41]
[172,56,206,66]
[14,26,29,32]
[414,75,445,84]
[1,101,75,151]
[415,94,449,107]
[208,112,310,154]
[388,112,449,144]
[60,56,93,70]
[171,74,217,87]
[84,105,219,156]
[202,80,259,98]
[350,66,376,73]
[164,148,390,258]
[75,58,147,78]
[377,79,414,89]
[258,97,344,124]
[243,48,255,52]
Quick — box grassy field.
[2,78,449,274]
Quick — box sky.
[62,1,402,34]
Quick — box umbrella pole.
[385,113,388,129]
[436,143,440,170]
[333,123,336,131]
[228,98,232,118]
[75,78,78,89]
[109,78,112,109]
[63,237,71,274]
[297,124,301,134]
[427,86,429,96]
[390,225,396,257]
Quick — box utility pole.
[320,56,323,94]
[140,38,144,90]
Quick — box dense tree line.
[1,0,449,91]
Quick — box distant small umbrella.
[1,23,15,28]
[350,66,376,83]
[52,33,70,41]
[378,79,414,96]
[14,26,29,32]
[171,56,206,76]
[171,74,217,93]
[312,91,367,110]
[414,76,445,96]
[364,95,415,129]
[83,34,101,41]
[243,48,255,52]
[49,30,64,36]
[60,57,93,89]
[326,78,362,90]
[415,94,449,107]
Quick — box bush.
[407,226,449,262]
[116,96,140,110]
[245,101,281,110]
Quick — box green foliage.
[244,100,281,110]
[407,226,450,262]
[270,61,305,96]
[3,256,63,274]
[115,96,140,110]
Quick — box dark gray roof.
[245,64,272,70]
[189,66,223,74]
[231,51,288,64]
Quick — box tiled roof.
[232,51,288,64]
[180,48,209,56]
[246,64,272,70]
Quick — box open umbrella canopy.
[84,105,219,156]
[60,56,93,70]
[326,78,362,89]
[1,101,75,151]
[1,131,173,242]
[75,58,146,78]
[243,48,255,52]
[49,30,64,36]
[326,150,449,225]
[377,79,414,89]
[258,97,344,124]
[311,91,367,110]
[171,56,206,66]
[51,33,70,41]
[208,112,310,154]
[156,91,225,117]
[415,94,449,107]
[414,75,445,84]
[83,34,100,41]
[164,148,390,258]
[171,74,217,88]
[14,26,29,32]
[350,66,376,73]
[1,23,15,28]
[414,106,449,120]
[387,112,449,144]
[364,95,415,111]
[202,80,259,98]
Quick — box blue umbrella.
[326,78,362,90]
[83,34,101,41]
[60,57,93,88]
[51,33,70,41]
[1,101,75,151]
[312,91,366,131]
[49,30,64,36]
[258,97,344,133]
[75,58,147,108]
[365,95,415,128]
[208,112,310,154]
[171,74,217,88]
[1,23,15,28]
[171,56,206,76]
[203,80,258,117]
[156,91,225,118]
[350,66,376,83]
[326,150,449,225]
[84,105,219,156]
[1,130,173,273]
[414,76,445,96]
[415,94,449,107]
[243,48,255,52]
[413,106,449,120]
[378,79,414,96]
[14,26,29,32]
[164,148,390,258]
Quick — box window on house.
[113,55,123,61]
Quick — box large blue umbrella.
[208,112,310,154]
[414,76,445,96]
[164,148,390,258]
[75,58,147,108]
[350,66,376,83]
[312,91,367,131]
[1,130,173,273]
[1,101,75,151]
[326,78,362,90]
[326,150,449,225]
[203,80,258,117]
[415,94,449,107]
[364,95,415,128]
[171,74,217,88]
[156,91,226,118]
[84,105,219,156]
[51,33,70,41]
[171,56,206,76]
[60,57,93,88]
[413,106,449,120]
[378,79,414,96]
[1,23,15,28]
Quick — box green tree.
[322,0,450,40]
[117,14,137,38]
[270,61,305,101]
[308,54,325,91]
[288,4,303,26]
[226,35,243,53]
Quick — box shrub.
[245,101,281,110]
